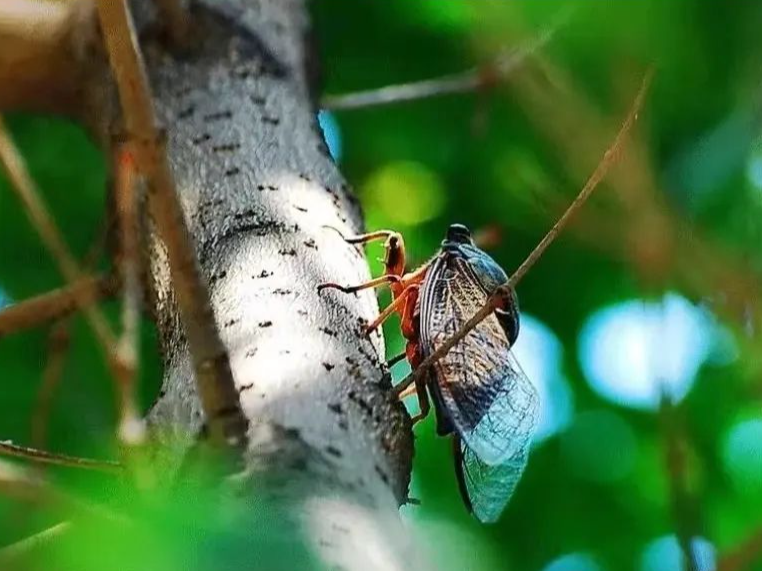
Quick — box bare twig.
[31,321,70,449]
[0,275,117,337]
[95,0,248,449]
[659,391,700,571]
[397,69,653,394]
[0,441,122,474]
[321,18,562,111]
[113,146,145,446]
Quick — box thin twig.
[0,521,71,565]
[113,146,145,446]
[0,441,122,474]
[95,0,248,449]
[321,18,562,111]
[659,391,700,571]
[0,275,117,337]
[398,69,653,393]
[31,321,70,449]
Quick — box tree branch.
[399,68,653,393]
[95,0,248,451]
[0,275,117,337]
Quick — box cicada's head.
[443,223,473,246]
[383,233,406,276]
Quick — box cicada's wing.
[420,254,539,466]
[454,436,530,523]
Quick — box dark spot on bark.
[375,465,390,486]
[159,389,167,398]
[203,110,233,122]
[297,309,308,317]
[262,116,280,125]
[272,288,293,295]
[256,270,272,278]
[303,239,318,250]
[267,185,278,191]
[338,419,348,431]
[298,173,312,181]
[294,205,308,213]
[178,105,195,119]
[223,319,239,328]
[283,427,301,440]
[259,321,273,328]
[245,347,257,357]
[322,362,335,372]
[192,133,211,145]
[325,446,342,458]
[347,391,373,417]
[239,383,254,392]
[278,248,297,256]
[257,184,265,191]
[345,356,356,365]
[250,95,266,105]
[328,402,343,415]
[212,142,241,153]
[319,327,337,337]
[280,349,291,355]
[224,167,241,177]
[209,270,227,283]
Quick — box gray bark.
[132,1,417,569]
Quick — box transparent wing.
[455,437,530,523]
[420,254,539,466]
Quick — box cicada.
[320,223,539,522]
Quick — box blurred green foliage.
[2,0,762,569]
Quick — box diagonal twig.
[113,145,145,446]
[320,15,564,112]
[95,0,248,449]
[396,68,653,395]
[0,441,122,474]
[0,275,117,338]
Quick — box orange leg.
[365,284,417,334]
[318,274,400,295]
[343,230,399,245]
[400,285,420,340]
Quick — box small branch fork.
[320,15,565,112]
[394,68,654,396]
[94,0,248,450]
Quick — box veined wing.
[454,436,530,523]
[420,253,538,466]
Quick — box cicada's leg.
[365,283,417,334]
[343,230,399,245]
[399,285,420,340]
[317,274,400,295]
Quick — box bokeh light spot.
[361,161,445,226]
[541,552,604,571]
[317,110,342,162]
[640,535,716,571]
[560,410,637,484]
[721,417,762,496]
[512,314,573,443]
[579,293,722,411]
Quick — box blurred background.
[2,1,762,570]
